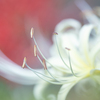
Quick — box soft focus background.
[0,0,100,100]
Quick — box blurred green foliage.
[0,77,35,100]
[0,78,12,100]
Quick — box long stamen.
[37,54,67,83]
[22,28,79,84]
[22,57,52,79]
[33,38,71,83]
[54,32,70,69]
[25,62,74,85]
[25,63,53,79]
[54,32,78,77]
[31,28,62,71]
[32,29,78,78]
[33,44,62,82]
[37,55,58,81]
[65,48,78,77]
[24,60,65,85]
[22,58,55,80]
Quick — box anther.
[34,45,37,57]
[65,47,70,51]
[53,32,58,35]
[22,57,26,68]
[43,59,47,70]
[30,28,34,38]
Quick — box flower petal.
[50,19,81,57]
[57,78,81,100]
[50,19,88,70]
[61,33,88,70]
[55,19,81,34]
[33,81,48,100]
[90,42,100,66]
[0,50,40,85]
[47,56,70,73]
[47,56,86,75]
[79,24,94,67]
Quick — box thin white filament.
[54,35,70,69]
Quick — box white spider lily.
[23,18,100,100]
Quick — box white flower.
[1,1,100,99]
[24,17,100,100]
[51,19,100,100]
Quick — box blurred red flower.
[0,0,77,67]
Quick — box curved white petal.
[79,24,94,67]
[57,78,81,100]
[61,33,88,69]
[0,50,41,85]
[55,19,81,34]
[33,81,48,100]
[52,19,81,55]
[90,42,100,66]
[50,19,87,70]
[47,56,86,75]
[47,56,70,73]
[90,69,100,84]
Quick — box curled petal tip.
[22,57,26,68]
[30,28,34,38]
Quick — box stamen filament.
[25,62,65,85]
[22,56,78,84]
[32,34,61,71]
[33,55,59,81]
[33,31,78,78]
[37,55,66,83]
[25,62,53,80]
[54,33,78,77]
[54,33,70,69]
[67,50,78,77]
[25,29,79,85]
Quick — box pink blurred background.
[0,0,100,67]
[0,0,81,68]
